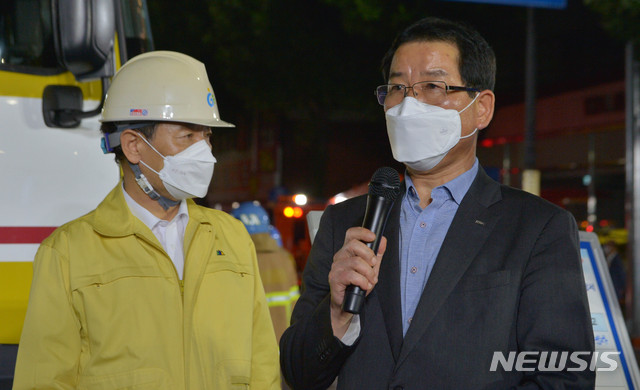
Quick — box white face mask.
[138,136,216,200]
[385,96,478,172]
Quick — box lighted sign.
[441,0,567,9]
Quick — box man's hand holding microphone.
[327,167,401,338]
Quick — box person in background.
[279,17,594,389]
[603,240,627,302]
[269,224,285,247]
[13,51,280,389]
[232,201,300,343]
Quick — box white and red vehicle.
[0,0,153,384]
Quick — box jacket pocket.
[77,368,173,390]
[204,258,253,275]
[454,270,511,293]
[214,360,251,389]
[230,375,250,389]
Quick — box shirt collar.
[122,183,189,230]
[404,158,479,205]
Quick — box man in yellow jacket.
[13,51,280,389]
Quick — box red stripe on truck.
[0,227,57,244]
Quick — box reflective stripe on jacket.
[13,184,280,389]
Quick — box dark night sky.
[433,0,626,103]
[150,0,626,111]
[150,0,627,199]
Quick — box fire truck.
[0,0,153,384]
[271,194,326,276]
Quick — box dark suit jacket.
[280,167,595,390]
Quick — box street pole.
[522,7,540,195]
[626,41,640,335]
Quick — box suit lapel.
[395,168,503,368]
[374,191,404,361]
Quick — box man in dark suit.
[279,17,594,389]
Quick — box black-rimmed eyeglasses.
[374,80,480,106]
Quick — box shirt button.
[410,266,418,274]
[420,222,426,228]
[408,318,412,324]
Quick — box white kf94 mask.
[385,96,478,172]
[138,136,216,200]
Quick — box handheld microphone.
[342,167,401,314]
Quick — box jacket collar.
[91,183,208,240]
[403,159,479,207]
[91,183,139,238]
[375,179,405,361]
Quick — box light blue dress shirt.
[399,159,479,336]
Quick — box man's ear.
[120,129,143,164]
[474,90,495,130]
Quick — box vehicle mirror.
[42,85,84,128]
[53,0,116,81]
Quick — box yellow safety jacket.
[13,184,280,389]
[249,233,300,343]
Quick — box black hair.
[100,122,156,162]
[381,17,496,93]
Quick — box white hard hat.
[100,50,234,128]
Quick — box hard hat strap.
[101,122,156,153]
[128,162,179,210]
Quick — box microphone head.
[368,167,401,202]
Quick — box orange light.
[283,206,295,218]
[293,207,304,218]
